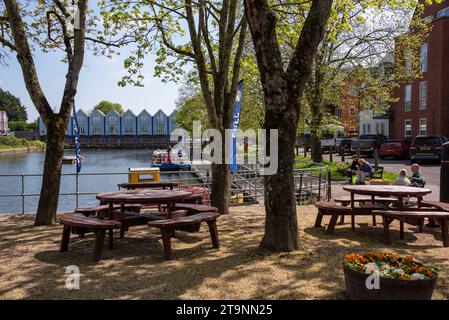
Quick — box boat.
[151,147,191,171]
[62,155,85,165]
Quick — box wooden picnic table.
[96,189,192,248]
[117,181,180,190]
[343,185,432,210]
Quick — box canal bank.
[0,147,42,156]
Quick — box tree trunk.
[261,99,299,251]
[210,163,230,215]
[310,131,323,163]
[34,116,67,226]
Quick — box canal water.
[0,149,196,214]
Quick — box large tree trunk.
[34,116,67,226]
[210,163,230,215]
[261,96,299,251]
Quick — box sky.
[0,44,184,122]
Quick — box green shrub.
[0,136,45,150]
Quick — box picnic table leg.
[438,218,449,247]
[93,230,106,261]
[160,227,173,260]
[399,221,405,240]
[326,215,339,234]
[314,209,324,227]
[339,215,345,224]
[371,195,376,226]
[382,217,392,245]
[108,202,114,250]
[60,224,71,252]
[350,192,355,231]
[207,220,220,249]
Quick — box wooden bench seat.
[75,204,142,217]
[420,200,449,212]
[315,201,385,233]
[314,201,353,233]
[334,195,398,206]
[376,210,449,247]
[173,203,218,214]
[59,214,121,261]
[147,212,220,260]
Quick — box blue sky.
[0,46,183,122]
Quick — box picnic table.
[97,189,192,219]
[117,181,180,190]
[343,185,432,210]
[96,189,192,248]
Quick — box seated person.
[355,158,373,184]
[393,169,411,186]
[345,155,359,182]
[410,164,426,187]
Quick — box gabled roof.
[154,109,167,117]
[90,109,105,116]
[106,109,121,117]
[123,109,136,117]
[77,109,88,117]
[138,109,151,117]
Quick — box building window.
[156,116,165,134]
[419,81,427,110]
[405,119,412,138]
[437,6,449,18]
[140,117,149,134]
[405,85,412,112]
[419,118,427,136]
[124,116,133,134]
[349,107,356,117]
[349,84,358,97]
[108,117,117,134]
[92,115,100,134]
[405,49,413,76]
[420,43,428,72]
[78,117,85,134]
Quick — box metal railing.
[0,163,330,214]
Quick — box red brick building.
[393,1,449,139]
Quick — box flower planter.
[343,264,437,300]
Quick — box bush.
[0,136,45,150]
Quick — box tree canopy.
[0,88,28,121]
[93,100,124,115]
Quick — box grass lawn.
[295,156,398,183]
[0,136,45,150]
[1,205,448,299]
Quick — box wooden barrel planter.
[343,264,437,300]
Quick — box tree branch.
[3,0,53,118]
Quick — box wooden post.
[374,149,379,171]
[341,147,345,163]
[329,146,333,163]
[303,145,307,157]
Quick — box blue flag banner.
[72,104,82,173]
[229,80,244,173]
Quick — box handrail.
[0,165,330,214]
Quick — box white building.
[359,110,390,137]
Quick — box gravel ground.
[0,205,448,299]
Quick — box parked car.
[379,139,411,159]
[351,134,386,156]
[337,138,353,155]
[410,135,448,163]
